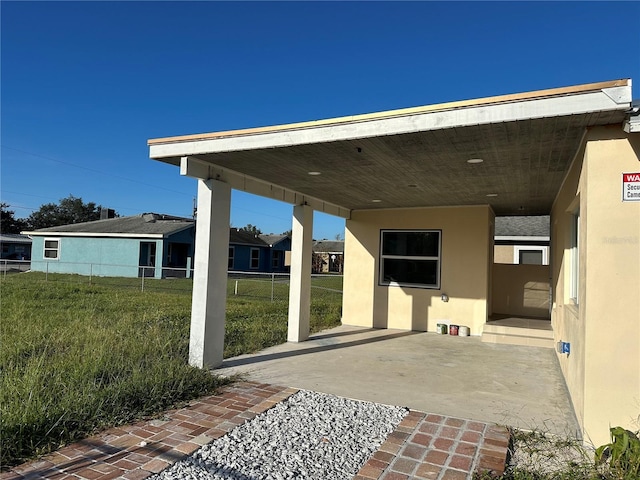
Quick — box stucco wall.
[494,245,515,264]
[492,264,550,318]
[342,205,493,335]
[30,236,160,278]
[552,126,640,445]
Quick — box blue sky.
[2,1,639,239]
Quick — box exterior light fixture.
[308,171,321,176]
[407,184,418,188]
[372,199,382,203]
[441,293,449,302]
[467,158,484,164]
[486,193,498,197]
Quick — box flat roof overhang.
[149,79,633,219]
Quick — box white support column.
[189,178,231,368]
[288,204,313,342]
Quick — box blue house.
[0,234,32,260]
[227,229,290,273]
[26,213,195,279]
[25,216,290,279]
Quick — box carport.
[149,79,639,445]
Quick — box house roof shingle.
[0,233,32,244]
[25,213,194,237]
[313,240,344,253]
[258,234,289,247]
[494,216,550,237]
[229,229,268,246]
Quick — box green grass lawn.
[0,272,342,468]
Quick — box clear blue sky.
[2,1,639,239]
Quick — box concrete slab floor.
[215,325,580,438]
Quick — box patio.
[216,325,580,438]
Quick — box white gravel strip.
[150,390,408,480]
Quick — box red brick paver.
[357,410,510,480]
[2,382,296,480]
[3,382,510,480]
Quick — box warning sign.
[623,173,640,201]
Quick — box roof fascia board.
[149,79,629,146]
[150,88,631,159]
[181,156,351,219]
[25,232,166,239]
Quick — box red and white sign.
[623,172,640,201]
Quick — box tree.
[27,195,117,230]
[239,224,262,235]
[0,203,29,234]
[281,229,292,237]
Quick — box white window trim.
[43,237,60,260]
[513,246,549,265]
[379,229,442,289]
[228,246,235,269]
[250,247,260,270]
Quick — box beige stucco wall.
[552,126,640,446]
[492,264,550,318]
[494,245,515,264]
[342,205,494,335]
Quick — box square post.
[189,178,231,368]
[288,203,313,342]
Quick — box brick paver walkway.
[2,382,509,480]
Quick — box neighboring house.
[312,240,344,273]
[25,213,195,279]
[0,233,32,260]
[494,216,550,265]
[227,229,291,273]
[149,79,640,445]
[259,234,291,273]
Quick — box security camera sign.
[623,173,640,201]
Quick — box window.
[228,246,235,269]
[570,212,580,304]
[379,230,441,288]
[514,246,548,265]
[44,238,60,259]
[250,248,260,269]
[272,251,280,269]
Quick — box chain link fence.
[5,261,342,302]
[1,259,31,277]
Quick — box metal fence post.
[89,263,93,284]
[271,273,275,302]
[46,262,49,281]
[234,280,238,296]
[141,269,145,292]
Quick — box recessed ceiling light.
[308,171,322,176]
[467,158,484,164]
[486,193,498,197]
[372,199,382,203]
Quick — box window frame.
[43,238,60,260]
[228,246,235,270]
[514,246,548,265]
[379,229,442,289]
[250,247,260,270]
[272,250,280,269]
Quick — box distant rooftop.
[0,233,32,244]
[26,213,194,237]
[495,216,550,238]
